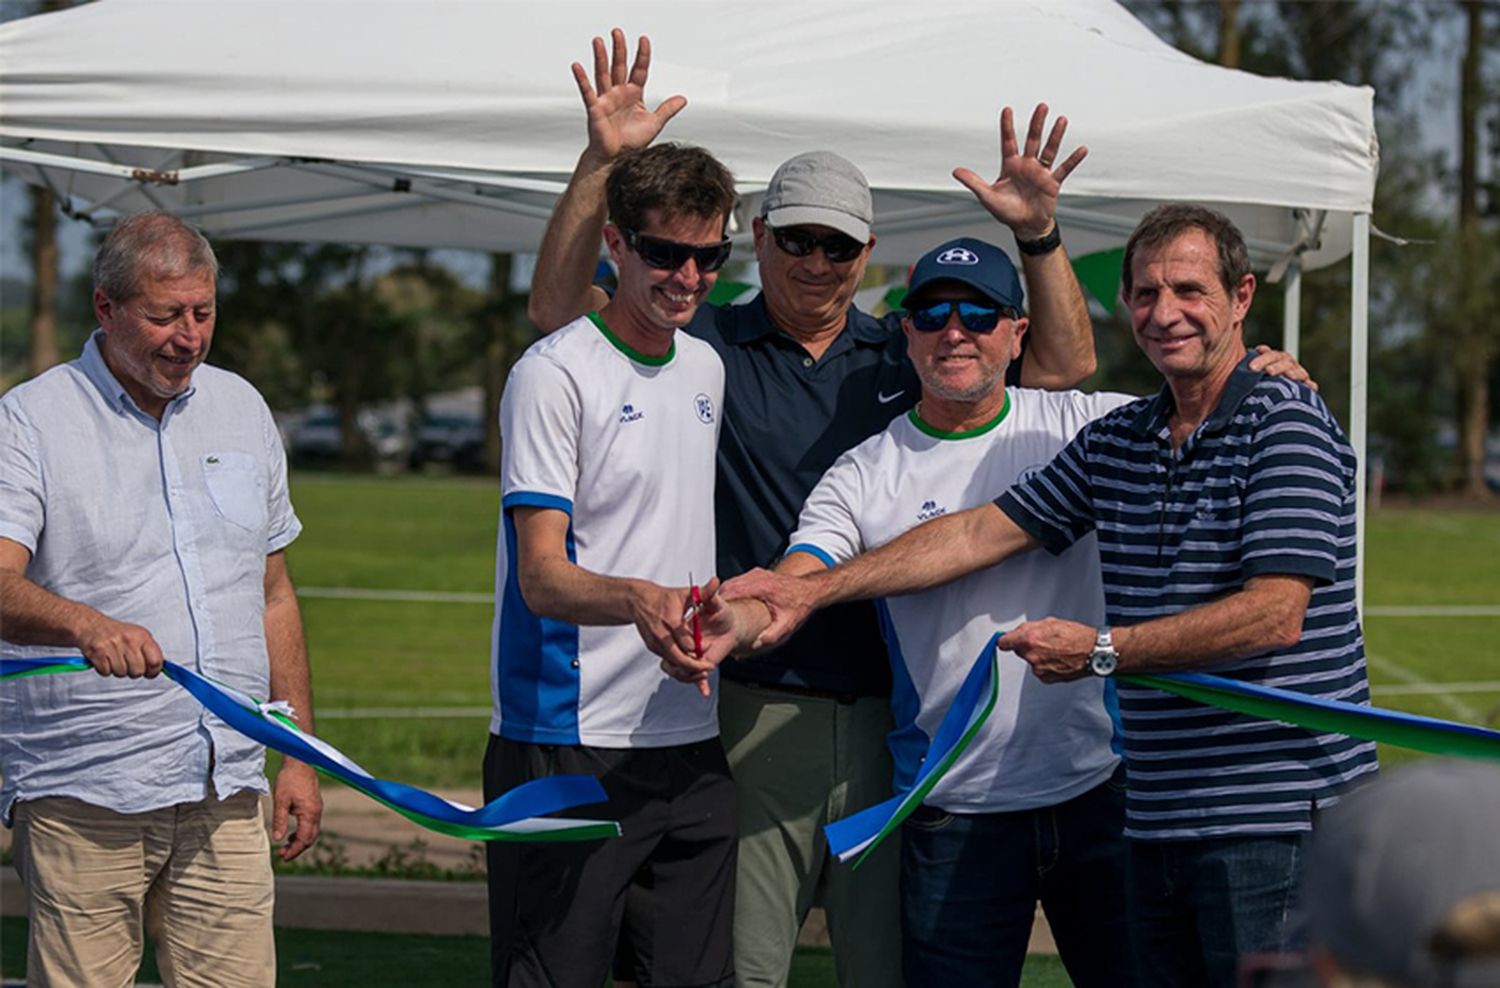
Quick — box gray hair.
[93,212,219,301]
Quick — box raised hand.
[953,104,1088,242]
[571,28,687,162]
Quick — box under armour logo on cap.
[936,247,980,266]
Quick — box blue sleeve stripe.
[785,543,836,569]
[502,491,574,515]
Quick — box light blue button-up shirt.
[0,331,301,823]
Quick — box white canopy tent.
[0,0,1379,587]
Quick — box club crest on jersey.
[936,246,980,266]
[917,499,947,522]
[693,393,716,424]
[619,403,644,424]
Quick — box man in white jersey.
[766,237,1137,987]
[485,142,740,988]
[681,238,1315,986]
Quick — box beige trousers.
[719,679,903,988]
[12,792,275,988]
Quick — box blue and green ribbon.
[825,644,1500,867]
[1124,670,1500,763]
[824,634,1001,868]
[1,656,620,842]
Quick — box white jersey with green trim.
[788,387,1134,813]
[492,313,723,748]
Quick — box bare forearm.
[265,592,315,734]
[1115,576,1312,674]
[520,556,656,626]
[1017,241,1096,389]
[528,150,615,330]
[812,503,1037,608]
[0,571,108,647]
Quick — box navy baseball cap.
[905,237,1025,312]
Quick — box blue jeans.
[899,767,1137,988]
[1128,834,1307,988]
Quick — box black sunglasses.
[905,300,1019,333]
[622,229,733,273]
[769,225,867,264]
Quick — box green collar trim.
[907,391,1011,440]
[588,312,674,366]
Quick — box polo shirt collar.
[1129,352,1263,437]
[722,294,889,348]
[79,328,196,417]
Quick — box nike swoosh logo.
[877,390,906,405]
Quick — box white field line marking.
[1366,652,1482,721]
[298,587,490,604]
[1364,605,1500,617]
[318,706,490,720]
[313,685,1500,721]
[297,589,1500,615]
[1372,681,1500,696]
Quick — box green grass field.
[285,474,1500,785]
[0,917,1074,986]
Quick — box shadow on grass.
[2,919,1072,986]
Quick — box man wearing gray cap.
[528,30,1095,986]
[1303,759,1500,988]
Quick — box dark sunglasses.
[906,300,1019,333]
[622,229,733,273]
[769,225,867,264]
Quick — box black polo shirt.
[685,294,1022,695]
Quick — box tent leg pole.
[1282,261,1302,358]
[1351,213,1370,616]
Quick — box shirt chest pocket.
[202,451,267,532]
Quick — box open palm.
[571,29,687,159]
[954,104,1088,241]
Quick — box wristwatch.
[1088,626,1119,677]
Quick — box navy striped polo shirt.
[997,355,1378,839]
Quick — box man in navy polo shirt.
[527,30,1097,987]
[720,204,1378,987]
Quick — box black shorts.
[484,735,737,988]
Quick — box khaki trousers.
[719,679,902,988]
[12,792,275,988]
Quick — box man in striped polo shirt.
[713,204,1378,986]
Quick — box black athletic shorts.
[484,734,737,988]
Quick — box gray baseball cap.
[1305,760,1500,988]
[760,151,873,243]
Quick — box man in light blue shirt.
[0,212,321,986]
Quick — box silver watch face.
[1089,649,1118,677]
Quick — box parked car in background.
[289,406,410,467]
[409,414,487,472]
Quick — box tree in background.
[17,1,68,379]
[1450,0,1497,497]
[212,241,494,468]
[25,184,59,377]
[478,254,535,474]
[1126,0,1496,495]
